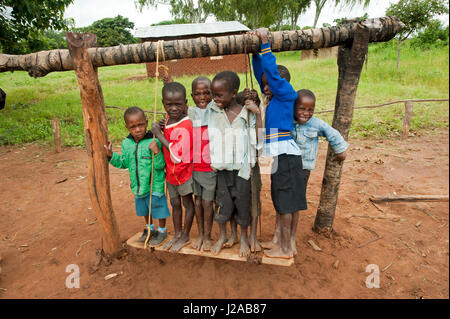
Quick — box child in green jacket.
[105,106,170,246]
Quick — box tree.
[411,19,449,49]
[0,0,73,54]
[386,0,449,69]
[312,0,370,28]
[285,0,312,30]
[76,15,139,47]
[136,0,212,23]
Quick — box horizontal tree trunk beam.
[0,17,404,78]
[370,195,449,203]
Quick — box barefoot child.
[105,106,170,246]
[292,89,349,190]
[252,28,307,259]
[203,71,262,257]
[188,76,216,252]
[151,82,196,253]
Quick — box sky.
[64,0,448,31]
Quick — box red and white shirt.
[189,107,213,172]
[163,116,193,185]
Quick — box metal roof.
[134,21,249,39]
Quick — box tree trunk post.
[396,38,402,69]
[402,101,414,138]
[66,32,122,256]
[51,118,62,153]
[313,23,370,235]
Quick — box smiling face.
[125,111,148,142]
[162,90,188,122]
[211,79,237,109]
[294,95,315,124]
[191,80,212,109]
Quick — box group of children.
[106,28,349,259]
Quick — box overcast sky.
[64,0,448,30]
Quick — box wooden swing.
[128,34,294,266]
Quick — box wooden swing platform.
[126,232,294,267]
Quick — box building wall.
[145,54,248,78]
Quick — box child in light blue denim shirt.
[291,89,349,190]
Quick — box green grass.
[0,39,448,146]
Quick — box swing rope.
[144,40,165,249]
[243,33,262,239]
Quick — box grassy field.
[0,40,448,146]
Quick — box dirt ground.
[0,129,448,299]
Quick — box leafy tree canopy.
[75,15,140,47]
[0,0,73,54]
[386,0,449,41]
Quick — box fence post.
[402,101,414,138]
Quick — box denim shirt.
[291,116,349,170]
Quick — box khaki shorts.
[192,170,217,202]
[166,177,194,199]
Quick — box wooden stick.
[402,101,414,138]
[370,195,449,203]
[358,236,382,248]
[51,118,62,153]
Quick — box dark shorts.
[214,170,251,227]
[271,154,307,214]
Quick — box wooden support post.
[402,101,414,138]
[66,32,122,256]
[313,23,370,235]
[51,118,62,153]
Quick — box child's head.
[124,106,148,142]
[162,82,188,121]
[294,89,316,124]
[211,71,240,109]
[261,65,291,100]
[191,76,212,109]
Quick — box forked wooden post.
[313,23,370,234]
[402,101,414,138]
[66,32,122,255]
[51,118,62,153]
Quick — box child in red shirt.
[151,82,195,253]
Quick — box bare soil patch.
[0,129,448,298]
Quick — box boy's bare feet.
[249,233,262,252]
[170,233,190,253]
[211,235,227,255]
[239,234,251,257]
[162,232,180,251]
[260,236,279,249]
[223,232,238,248]
[291,238,297,256]
[201,238,213,252]
[264,246,293,259]
[191,235,203,250]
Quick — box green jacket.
[109,132,165,197]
